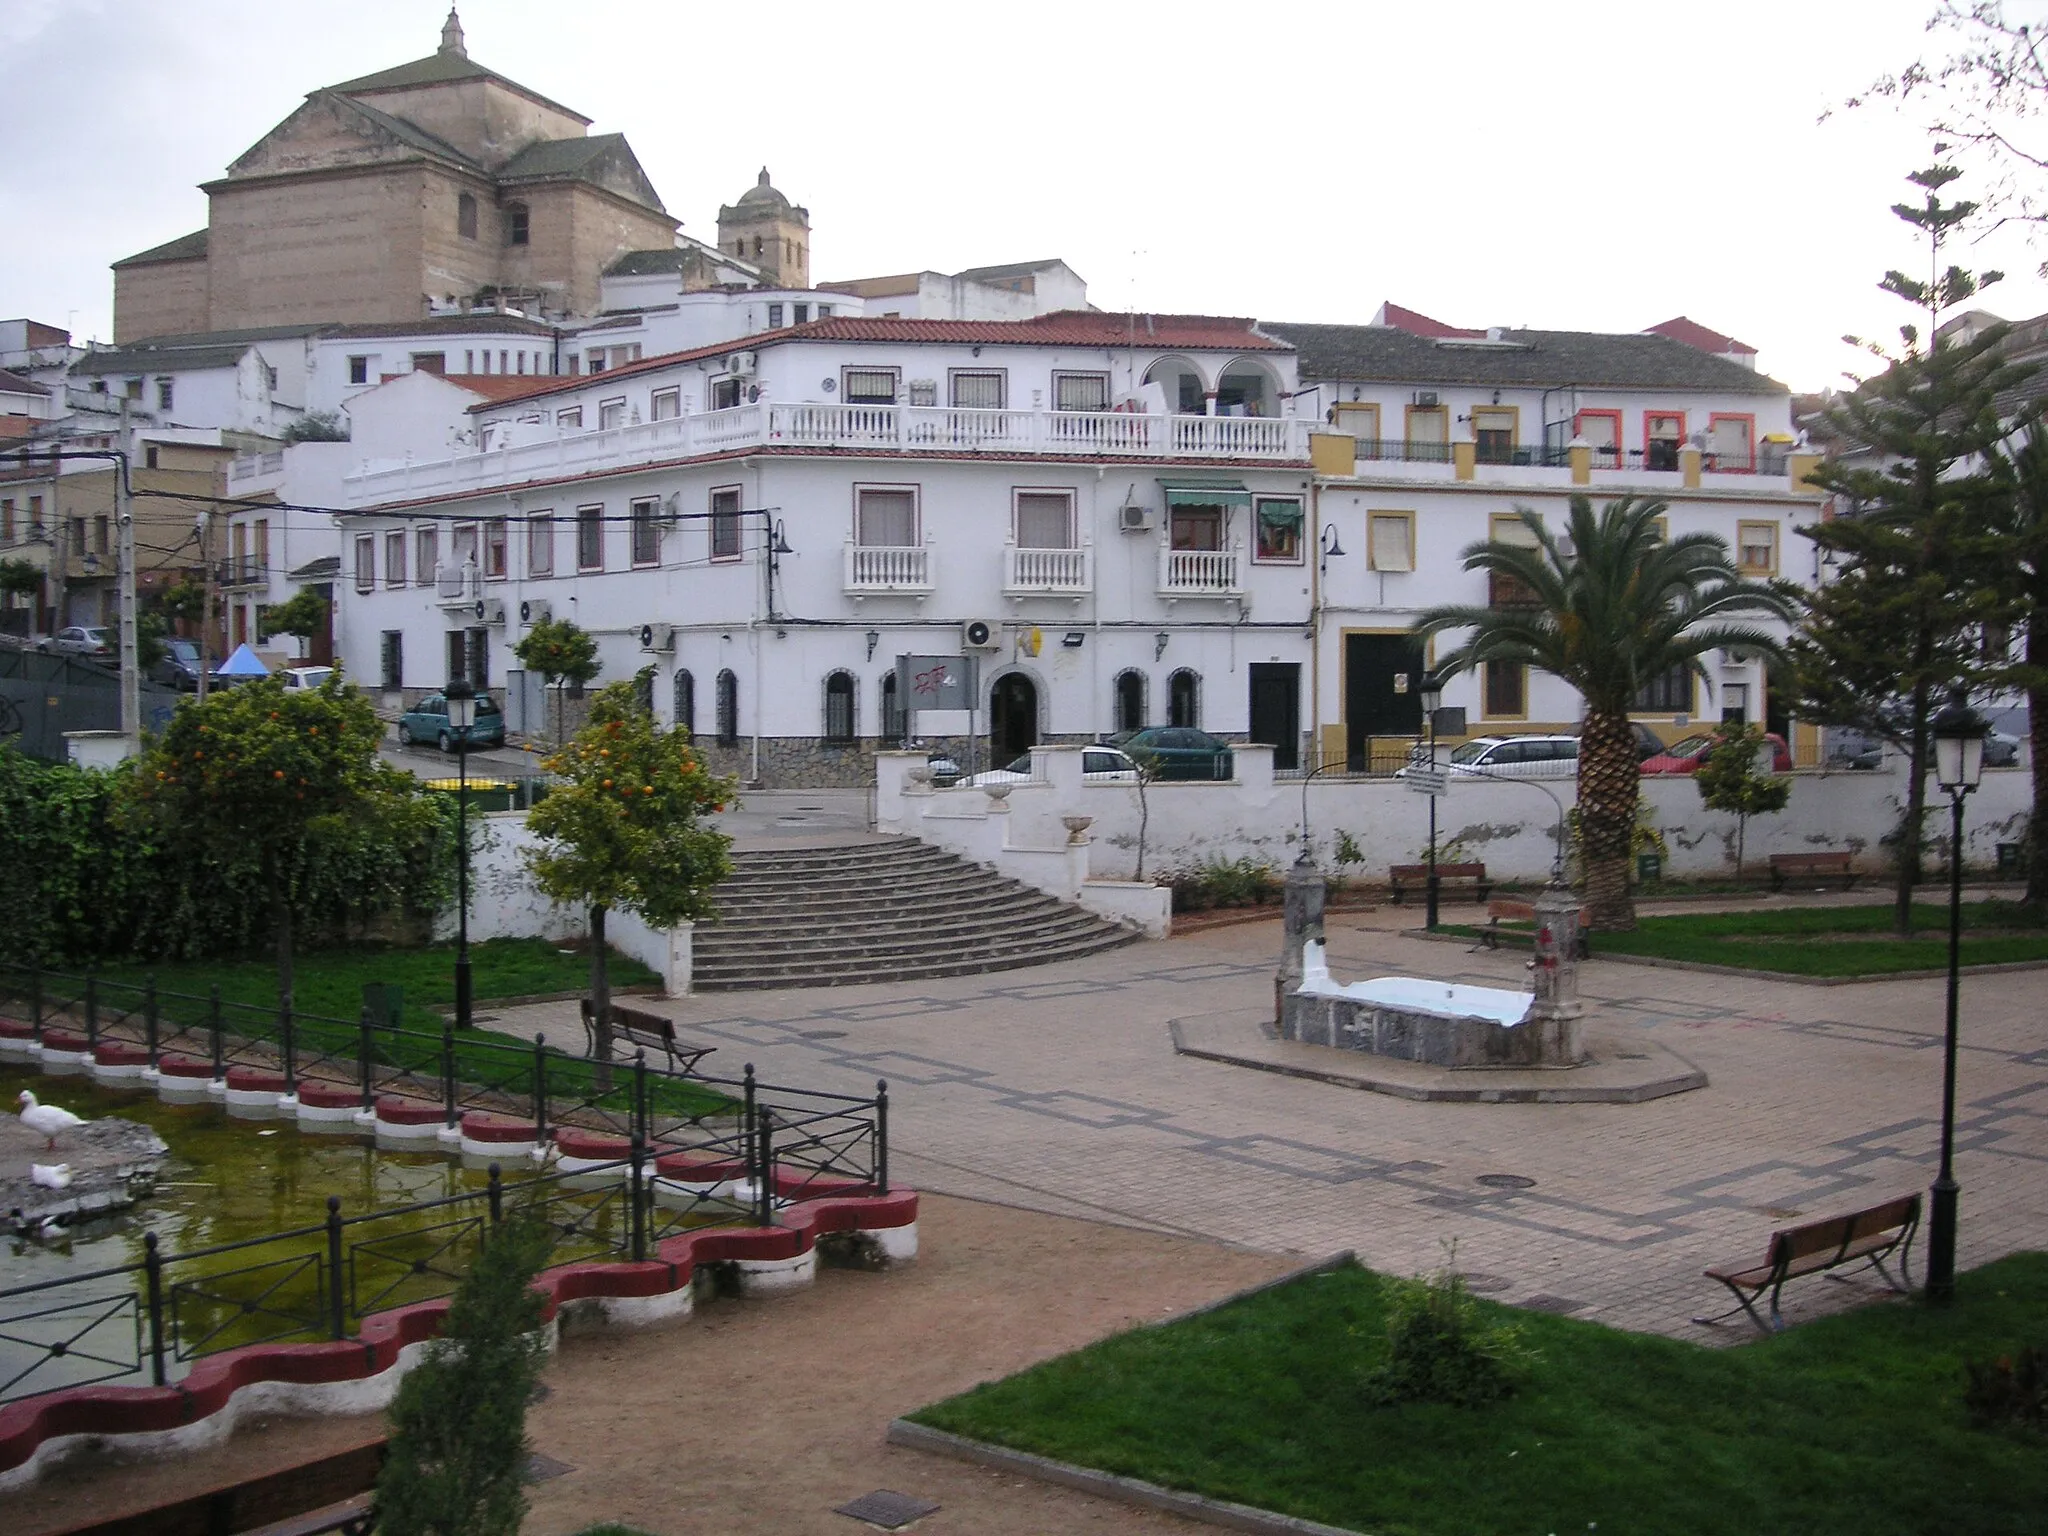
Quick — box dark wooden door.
[1344,633,1424,771]
[1247,662,1300,771]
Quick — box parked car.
[969,746,1139,787]
[280,665,335,691]
[1823,726,1885,771]
[1640,731,1792,776]
[39,625,111,657]
[1982,728,2021,768]
[397,691,506,751]
[1422,734,1581,780]
[1626,721,1669,761]
[1103,726,1235,780]
[150,639,217,691]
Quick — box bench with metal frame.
[1389,862,1492,905]
[1471,897,1592,959]
[45,1439,384,1535]
[1692,1193,1921,1334]
[580,997,714,1078]
[1767,851,1858,892]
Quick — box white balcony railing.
[1157,544,1243,597]
[344,405,1316,507]
[844,541,933,594]
[1003,544,1094,595]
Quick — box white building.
[819,259,1089,322]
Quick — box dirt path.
[4,1195,1300,1535]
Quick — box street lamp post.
[445,676,477,1034]
[1418,669,1446,931]
[1926,700,1987,1304]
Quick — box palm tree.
[1414,495,1797,931]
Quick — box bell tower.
[716,168,811,290]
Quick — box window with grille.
[673,670,695,736]
[1405,406,1448,460]
[716,669,738,745]
[1483,661,1526,717]
[767,303,784,328]
[880,671,904,742]
[484,518,507,578]
[355,536,375,592]
[577,506,603,571]
[951,371,1005,409]
[384,531,406,589]
[1737,521,1777,574]
[630,499,660,566]
[348,356,369,385]
[527,514,553,577]
[1168,669,1200,728]
[1368,512,1414,572]
[1473,408,1516,464]
[1115,670,1146,731]
[503,202,529,245]
[380,630,403,690]
[1053,372,1109,412]
[1332,402,1379,448]
[855,487,917,547]
[843,368,898,405]
[1645,412,1685,471]
[1013,490,1074,548]
[1633,662,1692,713]
[710,487,743,560]
[823,672,856,742]
[416,527,438,585]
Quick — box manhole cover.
[1476,1173,1536,1190]
[835,1490,940,1529]
[802,1029,848,1040]
[1518,1294,1589,1315]
[1456,1272,1512,1294]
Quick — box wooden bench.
[48,1439,383,1535]
[1388,862,1492,905]
[1692,1193,1921,1334]
[580,997,715,1078]
[1472,897,1592,959]
[1767,851,1858,892]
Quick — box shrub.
[1964,1344,2048,1430]
[1361,1259,1529,1408]
[1162,855,1279,912]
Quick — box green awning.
[1257,502,1303,530]
[1160,480,1251,509]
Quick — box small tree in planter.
[525,680,734,1071]
[1695,722,1791,885]
[260,589,330,653]
[377,1212,554,1536]
[513,617,601,746]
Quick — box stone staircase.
[691,839,1144,991]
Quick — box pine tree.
[1796,163,2034,932]
[1987,421,2048,902]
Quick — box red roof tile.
[1647,316,1757,356]
[1374,302,1485,339]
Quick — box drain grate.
[1476,1173,1536,1190]
[835,1490,940,1529]
[801,1029,849,1040]
[1518,1294,1589,1315]
[1456,1272,1512,1294]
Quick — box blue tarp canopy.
[218,644,269,677]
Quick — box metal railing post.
[755,1107,774,1229]
[325,1196,345,1340]
[209,984,224,1081]
[876,1079,890,1196]
[742,1062,757,1208]
[631,1049,649,1262]
[442,1024,457,1128]
[280,998,296,1092]
[85,971,98,1051]
[143,974,159,1066]
[487,1162,503,1226]
[532,1034,548,1146]
[358,1008,374,1111]
[143,1232,167,1387]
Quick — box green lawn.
[1454,901,2048,977]
[911,1254,2048,1536]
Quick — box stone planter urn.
[1062,815,1094,844]
[984,782,1014,806]
[906,767,933,788]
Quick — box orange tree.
[525,679,734,1060]
[122,674,442,1009]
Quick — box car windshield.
[168,641,198,661]
[1666,735,1713,758]
[475,696,501,716]
[1450,741,1493,765]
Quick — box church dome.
[736,167,790,210]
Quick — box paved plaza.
[491,890,2048,1339]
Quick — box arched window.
[633,667,654,716]
[672,669,695,736]
[716,668,738,745]
[457,193,478,240]
[752,235,763,258]
[503,202,529,246]
[1168,669,1200,728]
[880,671,904,744]
[1114,669,1146,732]
[823,671,856,743]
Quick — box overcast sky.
[5,0,2044,391]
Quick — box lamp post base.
[1424,875,1441,932]
[1926,1174,1958,1304]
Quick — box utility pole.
[195,506,214,700]
[117,398,139,741]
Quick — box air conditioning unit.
[1117,503,1152,534]
[962,618,999,650]
[657,492,680,528]
[1413,390,1440,407]
[725,350,757,377]
[640,622,676,653]
[475,598,507,626]
[519,598,551,626]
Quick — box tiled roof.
[954,258,1071,282]
[0,369,52,397]
[330,314,555,338]
[74,344,256,376]
[325,50,589,125]
[497,134,666,213]
[112,229,209,269]
[440,373,562,401]
[1266,322,1786,395]
[1648,316,1759,356]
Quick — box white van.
[1444,734,1580,780]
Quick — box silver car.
[1440,734,1581,780]
[40,625,111,657]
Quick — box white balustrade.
[1003,544,1094,594]
[844,541,933,592]
[1157,545,1242,596]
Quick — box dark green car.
[1104,726,1235,780]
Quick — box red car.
[1640,731,1792,776]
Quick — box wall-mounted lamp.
[1154,631,1170,661]
[1061,631,1085,649]
[865,629,880,661]
[770,521,794,556]
[1491,390,1502,405]
[1319,523,1345,575]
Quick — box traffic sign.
[1405,768,1448,796]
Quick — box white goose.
[17,1091,86,1150]
[30,1162,73,1190]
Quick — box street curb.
[884,1422,1364,1536]
[1401,927,2048,986]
